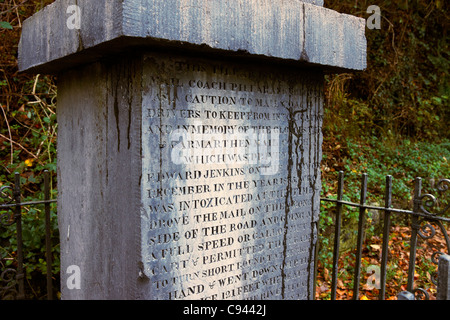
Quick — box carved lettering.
[140,54,323,300]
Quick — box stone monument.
[19,0,366,300]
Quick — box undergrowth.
[0,0,448,300]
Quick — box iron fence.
[1,170,449,300]
[0,171,56,300]
[318,171,450,300]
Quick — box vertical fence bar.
[44,170,53,300]
[331,171,344,300]
[13,173,25,299]
[379,175,392,300]
[353,173,368,300]
[313,235,319,300]
[407,177,422,294]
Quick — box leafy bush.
[318,0,450,276]
[324,0,449,141]
[319,134,449,287]
[0,73,59,299]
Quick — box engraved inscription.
[141,54,323,300]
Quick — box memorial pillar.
[19,0,366,300]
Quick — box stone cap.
[18,0,366,74]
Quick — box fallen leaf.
[323,267,330,281]
[319,284,329,293]
[336,289,346,296]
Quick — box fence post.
[397,291,415,300]
[44,170,53,300]
[331,171,344,300]
[13,173,25,300]
[407,177,422,293]
[353,173,368,300]
[313,235,320,300]
[379,175,392,300]
[437,254,450,300]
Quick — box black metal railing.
[0,171,56,300]
[1,170,448,300]
[319,171,450,300]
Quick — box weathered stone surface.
[19,0,365,74]
[57,51,323,300]
[140,52,323,300]
[302,0,324,5]
[57,55,143,299]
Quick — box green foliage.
[325,0,449,141]
[0,0,60,298]
[318,0,450,277]
[0,198,59,283]
[0,21,13,29]
[0,74,58,299]
[318,136,450,270]
[0,0,448,300]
